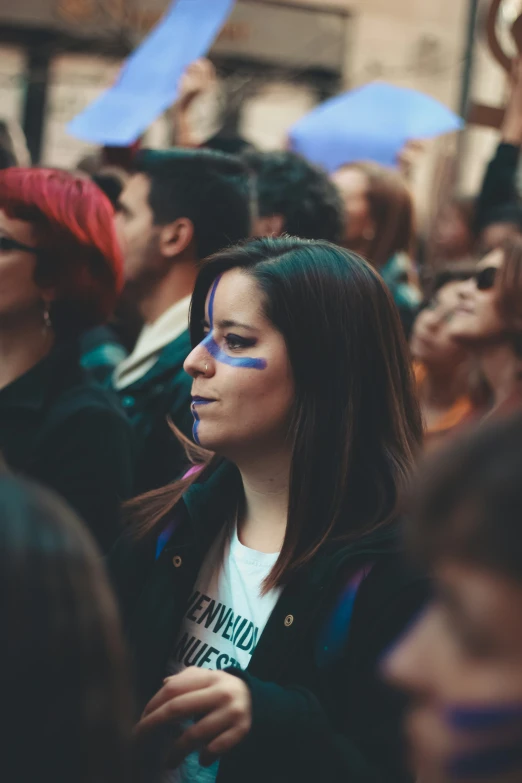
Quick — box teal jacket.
[111,330,194,494]
[380,253,422,339]
[110,462,427,783]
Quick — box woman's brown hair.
[340,161,416,269]
[129,237,423,591]
[0,475,132,783]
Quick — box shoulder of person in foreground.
[34,380,136,551]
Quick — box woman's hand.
[135,668,252,768]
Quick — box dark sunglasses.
[0,236,39,254]
[474,266,497,291]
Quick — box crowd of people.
[4,53,522,783]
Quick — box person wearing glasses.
[410,266,478,450]
[448,237,522,419]
[0,167,134,551]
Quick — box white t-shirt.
[165,525,282,783]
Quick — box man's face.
[115,173,163,285]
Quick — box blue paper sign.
[289,81,464,172]
[67,0,235,145]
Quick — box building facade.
[0,0,509,210]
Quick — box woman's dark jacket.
[110,462,427,783]
[0,342,135,551]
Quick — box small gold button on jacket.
[172,555,182,568]
[284,614,294,627]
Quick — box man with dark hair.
[112,148,253,492]
[243,150,345,243]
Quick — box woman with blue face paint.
[110,236,427,783]
[384,412,522,783]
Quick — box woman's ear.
[159,217,195,258]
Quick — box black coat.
[110,462,428,783]
[0,342,135,551]
[112,330,193,495]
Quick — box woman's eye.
[225,334,255,351]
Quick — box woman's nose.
[184,343,214,378]
[456,278,475,299]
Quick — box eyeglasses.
[474,266,497,291]
[0,236,39,254]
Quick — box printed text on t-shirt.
[172,590,261,670]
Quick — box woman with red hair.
[0,168,134,550]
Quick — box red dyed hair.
[0,168,124,335]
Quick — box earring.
[42,302,52,330]
[205,363,208,372]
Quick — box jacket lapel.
[123,330,192,393]
[248,528,399,681]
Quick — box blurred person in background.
[92,166,129,209]
[411,267,478,449]
[0,118,31,168]
[477,202,522,256]
[431,198,476,265]
[332,161,421,337]
[0,142,16,169]
[112,148,253,494]
[0,474,133,783]
[0,168,134,551]
[449,236,522,418]
[385,412,522,783]
[111,236,426,783]
[175,58,255,156]
[243,150,345,243]
[82,165,134,376]
[474,56,522,254]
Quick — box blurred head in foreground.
[384,413,522,783]
[0,474,132,783]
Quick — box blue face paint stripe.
[208,276,220,327]
[202,333,267,369]
[449,744,522,778]
[447,704,522,731]
[192,405,201,445]
[191,400,213,445]
[190,274,268,444]
[203,274,266,368]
